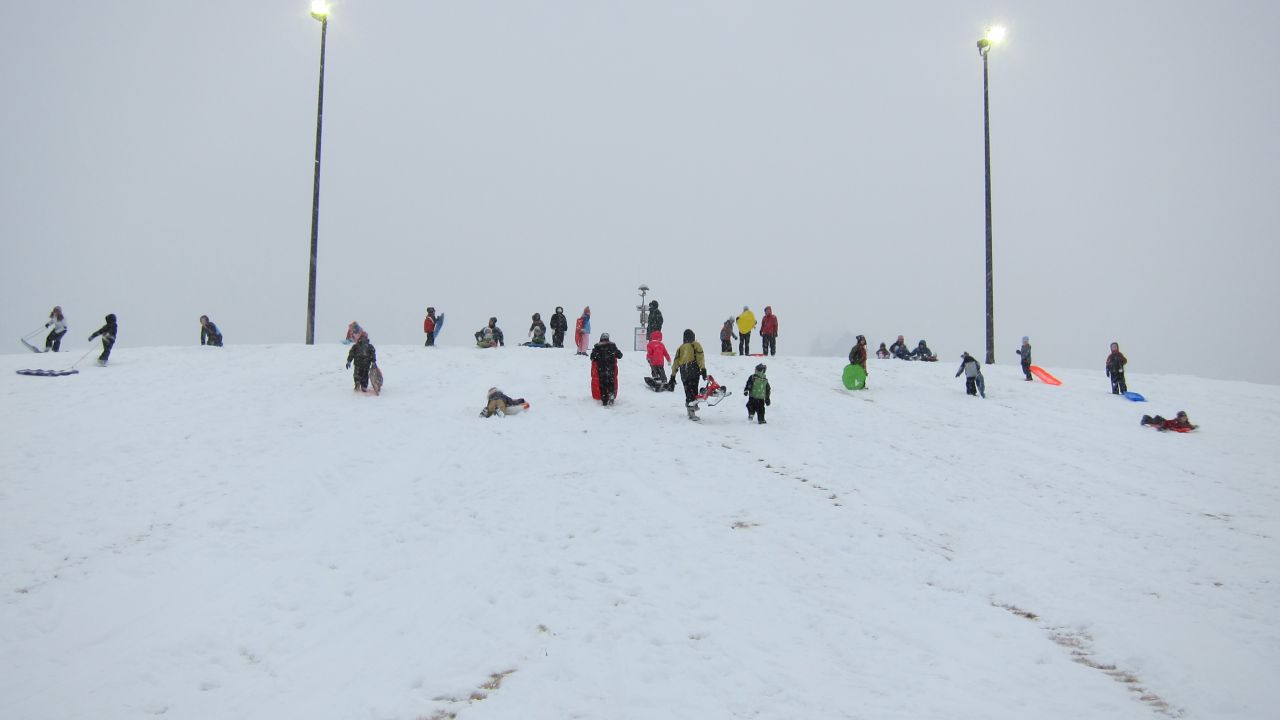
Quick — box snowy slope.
[1,345,1277,720]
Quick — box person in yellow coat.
[736,306,757,356]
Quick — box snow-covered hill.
[2,344,1277,720]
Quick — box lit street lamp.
[305,1,331,345]
[977,25,1005,365]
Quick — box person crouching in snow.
[346,332,377,392]
[475,317,504,348]
[743,363,772,424]
[672,329,707,420]
[590,332,623,406]
[481,387,527,418]
[646,330,671,387]
[200,315,223,347]
[956,352,985,397]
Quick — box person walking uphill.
[88,314,118,366]
[550,307,568,348]
[199,315,223,347]
[743,363,772,424]
[956,352,985,397]
[671,329,707,421]
[346,332,377,392]
[590,333,624,406]
[737,306,757,356]
[646,300,663,340]
[646,330,671,387]
[759,306,778,356]
[44,306,68,352]
[1016,336,1032,381]
[575,306,591,355]
[1106,342,1128,395]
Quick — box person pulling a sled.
[480,387,528,417]
[1106,342,1128,395]
[743,363,772,424]
[590,332,623,406]
[672,329,707,420]
[88,314,118,366]
[1016,336,1032,381]
[956,352,985,398]
[344,321,364,345]
[200,315,223,347]
[346,332,377,392]
[645,330,671,389]
[44,306,67,352]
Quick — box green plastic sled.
[842,363,867,390]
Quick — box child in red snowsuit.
[646,330,671,385]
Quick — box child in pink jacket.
[646,330,671,387]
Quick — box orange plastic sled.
[1029,365,1062,386]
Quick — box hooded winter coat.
[646,331,670,366]
[760,307,778,336]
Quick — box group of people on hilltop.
[878,335,937,362]
[719,306,779,356]
[29,305,118,366]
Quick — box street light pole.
[305,1,330,345]
[977,26,1004,365]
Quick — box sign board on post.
[634,327,647,352]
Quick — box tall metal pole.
[980,46,995,365]
[306,14,328,345]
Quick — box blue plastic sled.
[16,368,80,377]
[1123,391,1146,402]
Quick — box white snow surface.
[2,344,1277,720]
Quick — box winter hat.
[651,330,662,342]
[743,305,749,311]
[649,300,658,308]
[600,332,610,341]
[584,306,591,315]
[489,316,497,324]
[106,313,116,323]
[427,307,435,314]
[555,306,563,313]
[683,329,695,343]
[532,313,540,321]
[1022,336,1030,344]
[755,363,767,372]
[764,305,772,313]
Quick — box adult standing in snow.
[88,313,117,366]
[1106,342,1128,395]
[1015,336,1032,381]
[590,332,623,406]
[528,313,548,345]
[550,306,568,348]
[575,306,591,355]
[199,315,223,346]
[956,352,985,397]
[671,329,707,421]
[759,306,778,356]
[646,300,663,340]
[44,306,67,352]
[346,332,377,392]
[719,318,737,355]
[736,306,757,356]
[423,308,439,347]
[743,363,771,424]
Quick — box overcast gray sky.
[3,1,1277,383]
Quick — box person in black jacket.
[527,313,548,345]
[88,313,118,366]
[345,332,377,392]
[549,307,568,348]
[1015,336,1032,380]
[589,332,624,406]
[1106,342,1128,394]
[646,300,663,340]
[200,315,223,347]
[475,317,505,348]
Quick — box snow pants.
[45,329,66,352]
[596,366,617,404]
[761,334,776,356]
[1109,369,1127,394]
[721,337,732,353]
[746,397,766,423]
[576,333,589,354]
[552,329,565,348]
[353,359,372,390]
[424,331,435,347]
[965,377,979,396]
[650,363,668,385]
[1021,357,1032,380]
[738,332,751,356]
[98,337,115,363]
[679,366,701,404]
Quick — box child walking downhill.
[956,352,985,397]
[1016,336,1032,380]
[743,363,772,424]
[345,332,378,392]
[88,314,118,366]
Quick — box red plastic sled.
[1029,365,1061,386]
[590,362,620,401]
